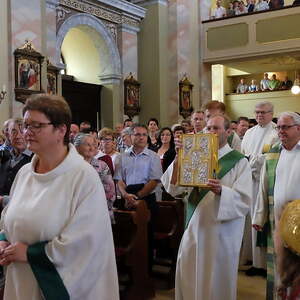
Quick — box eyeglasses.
[255,110,272,115]
[133,133,148,137]
[206,126,221,131]
[275,124,298,131]
[101,138,113,142]
[22,122,53,133]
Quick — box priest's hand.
[0,240,10,265]
[252,224,263,231]
[207,179,222,195]
[0,242,28,265]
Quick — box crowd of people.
[236,73,293,94]
[211,0,300,19]
[0,95,300,300]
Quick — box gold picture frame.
[178,133,219,187]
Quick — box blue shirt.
[114,146,163,185]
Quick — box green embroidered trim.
[27,241,70,300]
[185,150,245,228]
[0,233,7,241]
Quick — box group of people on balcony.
[210,0,300,19]
[236,73,293,94]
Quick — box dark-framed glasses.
[22,121,53,133]
[275,124,298,131]
[255,110,272,115]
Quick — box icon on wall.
[47,59,59,95]
[14,40,44,103]
[179,74,194,119]
[124,72,141,118]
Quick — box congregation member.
[147,118,160,152]
[253,111,300,300]
[190,110,206,133]
[241,101,278,277]
[236,78,248,94]
[181,119,192,133]
[280,76,293,90]
[162,114,252,300]
[75,133,116,223]
[254,0,269,11]
[114,123,124,153]
[260,73,271,91]
[69,123,79,143]
[172,125,185,139]
[235,1,248,15]
[123,118,133,128]
[114,123,163,268]
[156,127,176,172]
[119,127,132,153]
[0,94,119,300]
[248,79,259,92]
[99,128,120,171]
[79,120,91,133]
[269,74,281,91]
[231,120,238,132]
[210,0,227,19]
[0,118,32,208]
[0,120,12,151]
[246,0,255,12]
[227,2,236,16]
[236,116,250,140]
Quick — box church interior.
[0,0,300,299]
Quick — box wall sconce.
[0,85,7,104]
[292,78,300,95]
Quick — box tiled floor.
[154,271,266,300]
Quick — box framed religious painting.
[124,73,141,118]
[14,41,44,103]
[178,133,219,187]
[47,59,59,95]
[179,74,194,119]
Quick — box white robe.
[254,141,300,226]
[161,144,252,300]
[1,145,119,300]
[240,122,278,268]
[231,132,242,152]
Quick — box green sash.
[185,150,245,228]
[265,143,281,300]
[27,241,70,300]
[227,133,234,147]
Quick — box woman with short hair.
[0,94,118,300]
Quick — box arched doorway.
[56,13,122,129]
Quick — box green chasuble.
[264,143,282,300]
[185,149,244,228]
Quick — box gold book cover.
[178,133,219,187]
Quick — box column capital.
[98,74,122,85]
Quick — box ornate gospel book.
[178,133,218,187]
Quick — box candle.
[2,85,6,92]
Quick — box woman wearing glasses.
[0,94,119,300]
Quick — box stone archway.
[56,13,122,127]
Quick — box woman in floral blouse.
[75,133,116,223]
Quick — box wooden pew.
[153,198,184,288]
[112,200,155,300]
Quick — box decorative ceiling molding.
[131,0,168,7]
[59,0,145,27]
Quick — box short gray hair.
[278,111,300,125]
[255,101,274,112]
[73,133,90,147]
[121,127,131,136]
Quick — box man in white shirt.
[253,111,300,300]
[211,0,227,19]
[241,101,278,276]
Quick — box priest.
[253,111,300,300]
[241,101,278,276]
[161,114,252,300]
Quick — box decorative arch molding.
[56,13,122,83]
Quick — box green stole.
[265,143,282,300]
[227,133,234,148]
[185,149,245,228]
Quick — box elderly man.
[119,127,132,153]
[0,119,13,151]
[190,110,206,134]
[162,115,252,300]
[253,111,300,300]
[241,101,278,276]
[0,118,32,207]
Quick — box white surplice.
[254,141,300,226]
[161,144,252,300]
[240,122,278,268]
[0,145,119,300]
